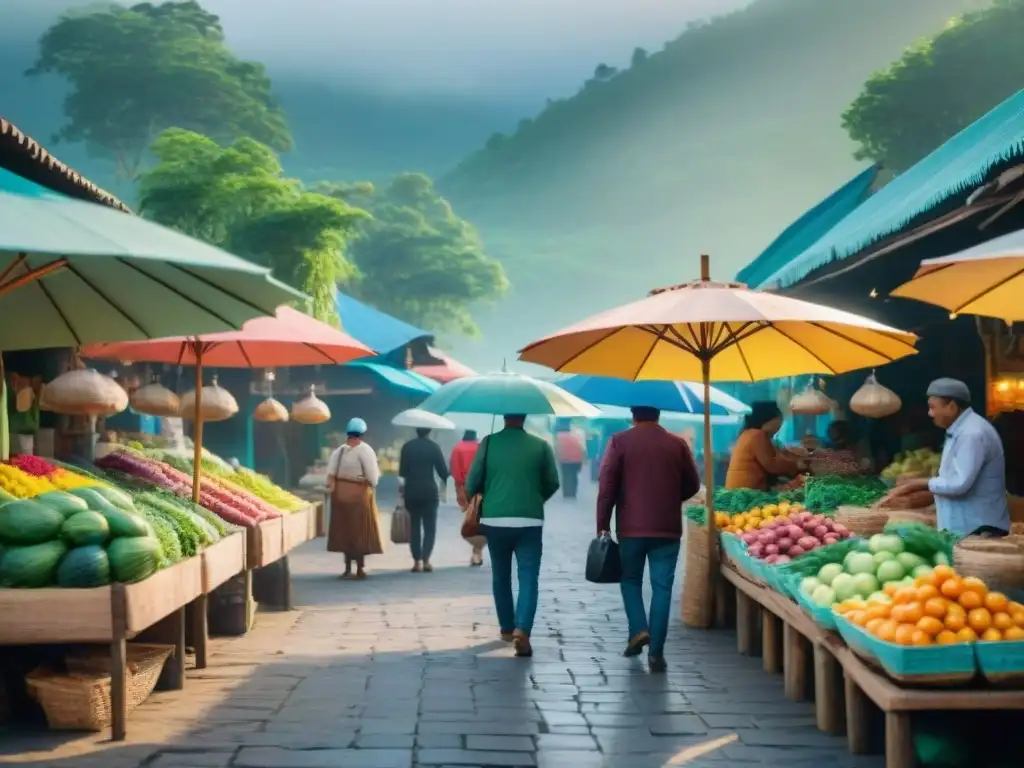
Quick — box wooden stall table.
[283,506,313,553]
[0,557,203,741]
[247,516,285,570]
[191,531,246,669]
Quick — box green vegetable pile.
[712,487,804,514]
[801,475,887,513]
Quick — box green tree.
[28,0,291,179]
[138,129,365,323]
[842,0,1024,173]
[317,174,508,335]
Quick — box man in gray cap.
[884,378,1009,536]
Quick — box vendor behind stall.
[883,378,1009,536]
[725,401,805,491]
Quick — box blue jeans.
[481,525,543,635]
[619,537,681,656]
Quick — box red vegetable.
[9,454,59,476]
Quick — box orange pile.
[833,565,1024,646]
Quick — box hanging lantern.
[179,375,238,422]
[254,397,289,422]
[291,386,331,425]
[130,379,181,418]
[42,369,128,417]
[789,381,832,416]
[849,372,901,419]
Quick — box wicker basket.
[681,520,714,628]
[835,505,888,537]
[953,536,1024,595]
[25,644,173,731]
[886,505,937,528]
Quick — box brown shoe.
[423,562,434,573]
[500,631,515,642]
[411,561,422,573]
[513,629,533,658]
[624,631,651,658]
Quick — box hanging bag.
[461,436,490,539]
[390,500,411,544]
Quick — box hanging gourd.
[254,398,289,422]
[130,379,181,418]
[849,371,901,419]
[789,380,832,416]
[43,368,128,417]
[291,385,331,425]
[179,375,238,422]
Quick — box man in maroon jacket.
[597,406,701,672]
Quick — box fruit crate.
[834,614,976,686]
[975,640,1024,686]
[786,573,840,631]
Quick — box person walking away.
[881,379,1009,536]
[466,414,560,657]
[597,406,701,672]
[325,418,384,579]
[555,422,585,499]
[725,401,804,490]
[399,427,450,572]
[450,429,485,566]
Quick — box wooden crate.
[283,507,312,552]
[124,557,202,635]
[200,532,246,593]
[246,516,284,569]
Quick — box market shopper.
[882,379,1010,536]
[725,401,804,490]
[466,414,560,657]
[325,418,384,579]
[398,428,450,572]
[554,422,586,499]
[450,429,485,566]
[596,406,701,673]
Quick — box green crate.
[974,640,1024,685]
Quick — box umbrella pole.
[192,346,204,504]
[702,359,717,617]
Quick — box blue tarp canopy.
[335,290,432,354]
[762,87,1024,288]
[347,360,440,397]
[738,166,878,288]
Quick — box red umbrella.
[414,347,476,383]
[82,306,375,500]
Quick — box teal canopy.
[335,290,431,354]
[347,360,439,397]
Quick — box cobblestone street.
[1,483,884,768]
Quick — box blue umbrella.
[417,371,601,417]
[556,375,750,416]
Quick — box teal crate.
[720,533,746,562]
[791,579,839,631]
[762,563,788,594]
[834,615,977,684]
[975,640,1024,685]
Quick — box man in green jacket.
[466,414,560,657]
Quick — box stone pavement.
[0,481,885,768]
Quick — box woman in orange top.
[725,402,804,490]
[450,429,485,566]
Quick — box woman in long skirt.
[325,417,384,579]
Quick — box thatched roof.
[0,117,131,213]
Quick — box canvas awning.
[413,347,476,383]
[347,360,440,397]
[335,290,433,355]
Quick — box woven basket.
[886,505,937,528]
[25,644,173,731]
[681,520,714,628]
[953,536,1024,595]
[835,505,888,537]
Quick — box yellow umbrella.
[891,229,1024,322]
[519,255,918,625]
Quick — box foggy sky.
[17,0,752,98]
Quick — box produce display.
[801,474,887,513]
[712,487,804,515]
[880,448,941,481]
[738,509,854,564]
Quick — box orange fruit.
[940,577,964,599]
[944,611,967,632]
[890,605,907,623]
[848,610,868,627]
[901,602,924,624]
[935,630,959,645]
[985,592,1009,613]
[865,604,889,622]
[962,576,988,598]
[923,597,948,619]
[1003,626,1024,641]
[1011,610,1024,628]
[982,628,1003,642]
[875,620,898,642]
[1009,601,1024,613]
[866,617,887,634]
[915,571,939,588]
[883,582,900,597]
[958,590,983,610]
[932,564,956,585]
[911,629,933,646]
[993,612,1015,631]
[893,587,917,605]
[893,624,917,645]
[916,616,944,637]
[946,602,966,617]
[916,585,939,602]
[967,608,992,633]
[956,627,978,642]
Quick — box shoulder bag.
[460,436,490,538]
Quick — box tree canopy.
[138,129,364,323]
[317,174,508,336]
[28,0,291,178]
[842,0,1024,173]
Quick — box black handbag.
[585,533,622,584]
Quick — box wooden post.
[813,644,844,734]
[884,712,915,768]
[783,623,808,700]
[150,607,187,691]
[191,344,204,504]
[714,572,733,629]
[762,609,782,674]
[844,676,873,754]
[189,594,209,669]
[109,584,128,742]
[736,590,758,656]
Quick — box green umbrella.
[0,168,304,350]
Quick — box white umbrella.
[392,408,456,430]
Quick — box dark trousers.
[407,497,439,562]
[560,462,581,498]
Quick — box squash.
[61,511,111,547]
[57,545,111,588]
[0,500,65,545]
[34,491,90,519]
[106,536,161,583]
[0,540,68,587]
